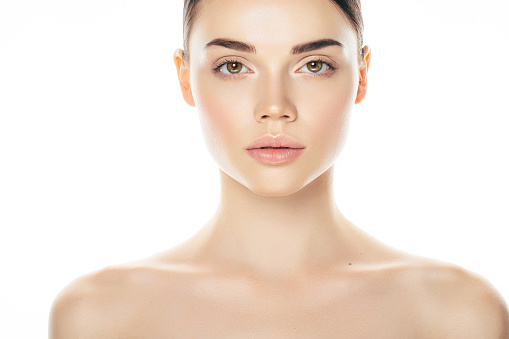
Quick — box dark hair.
[182,0,364,62]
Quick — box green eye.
[306,61,323,73]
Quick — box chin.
[247,182,305,197]
[218,153,334,198]
[239,169,316,198]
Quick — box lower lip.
[246,148,305,165]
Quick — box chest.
[123,279,424,338]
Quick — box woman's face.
[176,0,368,196]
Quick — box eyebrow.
[204,38,343,54]
[291,39,343,54]
[205,38,257,53]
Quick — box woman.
[50,0,509,337]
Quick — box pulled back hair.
[182,0,364,63]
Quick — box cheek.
[191,72,253,158]
[297,75,358,159]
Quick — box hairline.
[183,0,363,64]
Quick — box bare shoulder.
[397,256,509,338]
[49,266,134,338]
[49,263,183,339]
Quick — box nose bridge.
[254,70,297,122]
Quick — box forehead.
[189,0,357,55]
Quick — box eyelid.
[296,55,337,70]
[298,54,337,66]
[294,59,336,79]
[212,57,253,79]
[211,55,337,79]
[293,54,338,78]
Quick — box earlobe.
[173,49,196,107]
[355,45,371,104]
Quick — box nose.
[254,74,297,123]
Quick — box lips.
[246,134,305,150]
[246,134,306,165]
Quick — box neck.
[194,165,350,277]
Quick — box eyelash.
[298,58,337,78]
[212,58,249,79]
[212,58,337,79]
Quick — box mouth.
[246,134,306,150]
[245,135,306,165]
[246,147,305,165]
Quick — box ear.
[355,45,371,104]
[174,49,196,107]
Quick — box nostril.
[259,114,293,120]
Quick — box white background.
[1,0,508,337]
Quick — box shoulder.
[428,263,508,338]
[49,263,174,338]
[49,266,133,338]
[394,257,509,338]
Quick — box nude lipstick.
[246,134,306,165]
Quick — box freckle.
[348,263,352,265]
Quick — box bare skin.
[50,0,509,337]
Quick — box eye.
[217,61,249,75]
[298,60,331,74]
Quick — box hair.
[182,0,364,63]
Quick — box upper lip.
[246,134,306,150]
